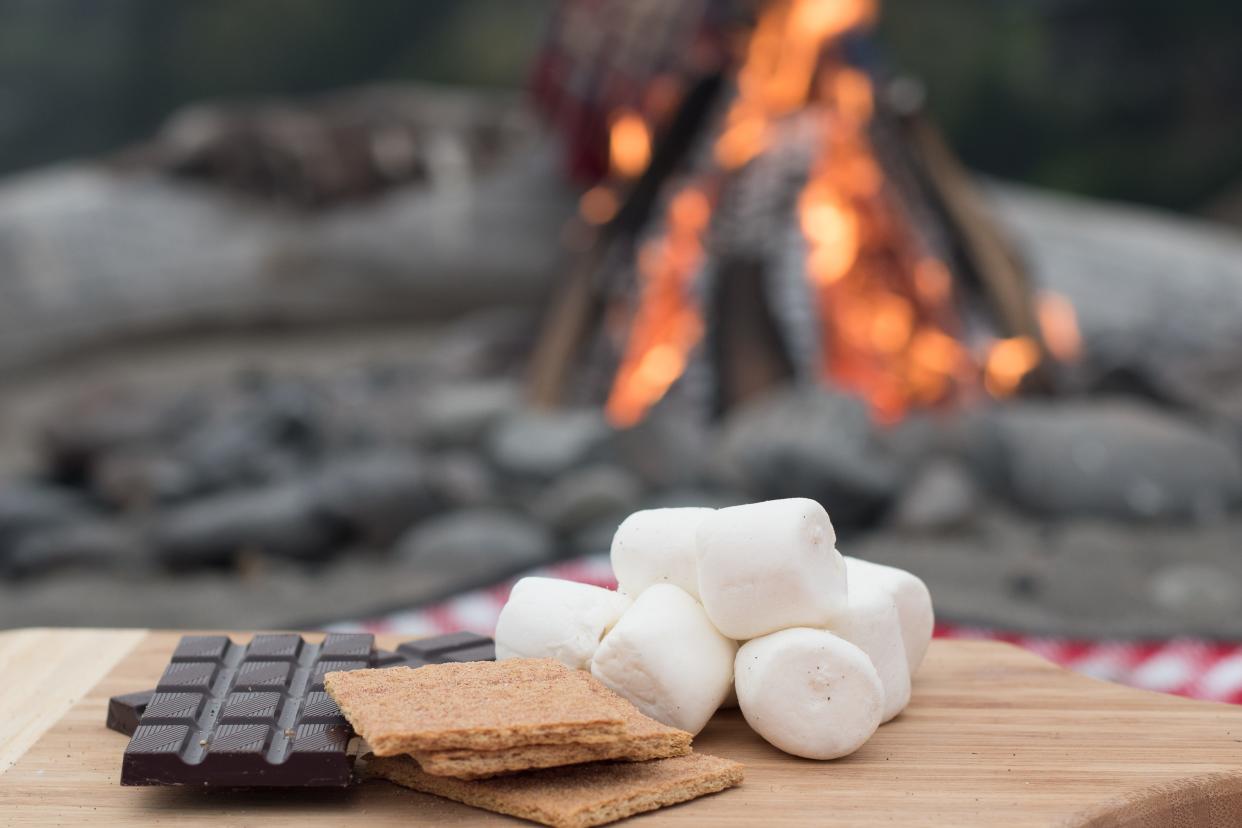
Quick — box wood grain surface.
[1,630,1241,826]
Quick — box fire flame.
[1037,291,1082,362]
[604,187,711,427]
[579,185,619,225]
[984,336,1041,398]
[609,110,652,178]
[602,0,1079,427]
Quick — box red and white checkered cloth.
[332,554,1242,706]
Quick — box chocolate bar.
[107,690,154,737]
[114,631,495,787]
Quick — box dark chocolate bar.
[115,631,495,787]
[107,690,154,737]
[121,632,373,787]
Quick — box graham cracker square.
[412,681,693,778]
[324,658,627,755]
[366,752,744,828]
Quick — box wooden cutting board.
[2,629,1241,827]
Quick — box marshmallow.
[735,628,883,760]
[826,580,911,722]
[494,577,632,671]
[844,557,934,673]
[696,498,847,640]
[611,507,714,599]
[591,584,736,734]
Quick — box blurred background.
[1,0,1241,699]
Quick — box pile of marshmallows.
[495,497,933,760]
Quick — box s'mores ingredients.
[591,584,736,734]
[845,556,934,672]
[610,507,714,599]
[696,498,848,640]
[495,577,632,670]
[324,659,627,755]
[367,751,744,828]
[826,578,911,722]
[734,627,883,760]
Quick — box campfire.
[529,0,1081,427]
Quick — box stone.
[174,380,321,493]
[989,183,1242,384]
[487,407,613,481]
[426,452,497,508]
[310,451,440,545]
[41,387,206,484]
[424,308,540,379]
[531,465,642,534]
[415,378,521,448]
[975,399,1242,520]
[0,482,96,551]
[4,521,143,578]
[568,518,624,557]
[712,385,901,528]
[889,459,978,532]
[1150,563,1242,618]
[612,407,711,489]
[395,509,554,577]
[90,449,199,508]
[152,483,342,568]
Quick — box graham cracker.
[324,659,627,755]
[366,752,745,828]
[412,686,693,778]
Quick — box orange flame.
[579,185,619,225]
[605,187,711,427]
[1037,291,1082,362]
[984,336,1041,397]
[609,110,652,178]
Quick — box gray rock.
[427,452,497,508]
[424,308,539,379]
[310,451,439,545]
[396,509,554,577]
[532,465,642,534]
[416,378,521,447]
[0,482,96,551]
[713,385,901,527]
[487,408,613,480]
[989,183,1242,382]
[152,483,340,567]
[569,518,623,557]
[890,459,978,532]
[612,407,711,489]
[5,521,144,578]
[976,399,1242,520]
[641,489,750,510]
[1149,563,1242,618]
[90,449,198,509]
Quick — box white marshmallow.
[610,507,714,599]
[735,628,883,760]
[826,580,911,722]
[844,557,934,673]
[494,577,632,671]
[591,584,736,734]
[696,498,847,640]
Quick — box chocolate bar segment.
[393,631,496,666]
[121,632,372,787]
[112,631,498,786]
[107,690,154,737]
